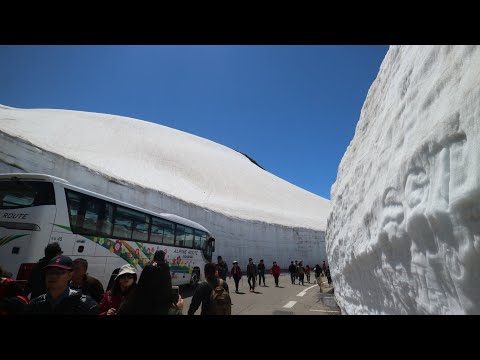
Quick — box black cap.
[43,255,73,270]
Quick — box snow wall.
[0,108,328,270]
[327,45,480,314]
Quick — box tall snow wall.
[327,45,480,314]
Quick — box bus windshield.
[0,181,55,209]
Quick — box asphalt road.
[180,273,341,315]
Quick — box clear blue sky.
[0,45,388,199]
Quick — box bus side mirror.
[209,238,215,252]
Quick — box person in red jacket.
[271,261,281,287]
[98,264,137,315]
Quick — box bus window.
[150,224,162,244]
[98,202,114,237]
[175,225,186,247]
[163,222,174,245]
[66,190,82,232]
[83,199,101,233]
[0,181,55,209]
[113,206,148,240]
[132,214,150,242]
[151,217,174,245]
[198,231,207,250]
[113,206,134,239]
[184,226,193,248]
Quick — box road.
[179,273,341,315]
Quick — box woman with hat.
[98,264,137,315]
[117,261,183,315]
[229,260,242,293]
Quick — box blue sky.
[0,45,388,199]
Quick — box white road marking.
[283,301,297,308]
[309,309,341,313]
[297,284,319,297]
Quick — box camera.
[171,286,179,303]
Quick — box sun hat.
[115,264,136,280]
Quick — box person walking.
[305,265,311,283]
[288,261,296,284]
[229,260,242,293]
[257,259,266,286]
[313,264,322,283]
[297,261,305,285]
[188,262,230,315]
[326,266,332,285]
[270,261,281,287]
[215,256,229,281]
[246,258,257,292]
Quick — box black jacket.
[69,275,105,304]
[24,257,50,299]
[24,289,98,314]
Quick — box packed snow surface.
[327,45,480,314]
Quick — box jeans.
[247,274,256,291]
[233,277,240,292]
[258,272,265,286]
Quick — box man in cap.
[24,241,63,299]
[24,255,98,314]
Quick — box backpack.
[207,279,231,315]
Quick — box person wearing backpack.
[187,262,231,315]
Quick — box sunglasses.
[118,273,135,280]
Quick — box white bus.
[0,173,215,290]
